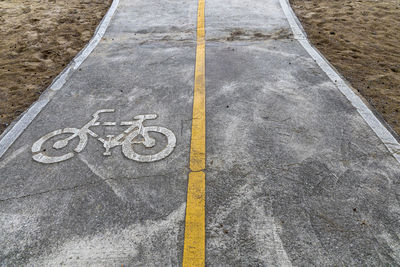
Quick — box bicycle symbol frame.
[31,109,176,164]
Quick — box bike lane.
[0,0,197,265]
[2,0,400,265]
[204,0,400,265]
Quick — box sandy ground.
[0,0,112,134]
[290,0,400,134]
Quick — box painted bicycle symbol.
[31,109,176,164]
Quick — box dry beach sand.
[0,0,111,134]
[290,0,400,134]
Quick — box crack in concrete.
[0,173,173,203]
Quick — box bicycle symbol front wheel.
[122,126,176,162]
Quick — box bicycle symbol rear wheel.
[31,128,86,164]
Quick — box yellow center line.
[182,0,206,265]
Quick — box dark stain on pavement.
[221,28,294,42]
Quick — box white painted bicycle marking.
[31,109,176,164]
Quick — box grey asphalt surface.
[1,0,400,265]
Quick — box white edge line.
[279,0,400,164]
[0,0,120,159]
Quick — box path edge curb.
[280,0,400,164]
[0,0,120,159]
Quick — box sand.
[290,0,400,134]
[0,0,112,134]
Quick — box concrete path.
[1,0,400,265]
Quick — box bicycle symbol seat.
[31,109,176,164]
